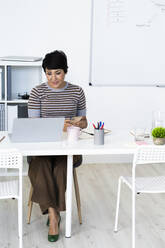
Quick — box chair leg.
[18,168,23,248]
[18,199,23,248]
[73,168,82,224]
[27,185,33,224]
[28,184,33,206]
[132,187,136,248]
[114,177,122,232]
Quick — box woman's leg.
[28,156,58,214]
[52,155,67,211]
[52,155,83,211]
[47,155,67,237]
[48,207,60,236]
[48,155,82,237]
[28,156,62,238]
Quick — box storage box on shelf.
[0,60,42,131]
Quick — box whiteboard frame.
[89,0,165,88]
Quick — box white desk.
[0,130,138,237]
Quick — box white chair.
[114,146,165,248]
[0,149,23,248]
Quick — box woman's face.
[45,68,66,89]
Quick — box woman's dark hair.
[42,50,68,73]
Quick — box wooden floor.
[1,162,165,248]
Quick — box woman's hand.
[72,116,88,129]
[63,116,88,131]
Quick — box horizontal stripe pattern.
[28,82,86,118]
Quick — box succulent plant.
[152,127,165,138]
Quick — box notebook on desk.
[9,118,65,143]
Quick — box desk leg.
[65,155,73,238]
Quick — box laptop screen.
[10,118,65,143]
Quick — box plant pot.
[153,137,165,145]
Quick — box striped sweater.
[28,81,86,118]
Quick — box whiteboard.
[90,0,165,86]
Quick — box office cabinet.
[0,60,42,131]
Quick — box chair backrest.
[132,145,165,177]
[0,149,22,169]
[134,146,165,166]
[131,146,165,190]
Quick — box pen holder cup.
[94,129,104,145]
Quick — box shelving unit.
[0,60,42,131]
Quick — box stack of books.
[0,104,5,131]
[0,68,2,100]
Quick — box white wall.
[2,0,165,163]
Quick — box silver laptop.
[9,118,65,143]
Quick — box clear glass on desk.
[134,128,145,141]
[152,111,165,129]
[133,127,151,143]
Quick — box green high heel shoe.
[48,215,61,242]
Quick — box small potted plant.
[152,127,165,145]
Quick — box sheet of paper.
[80,128,111,140]
[7,105,18,133]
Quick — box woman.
[28,50,87,242]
